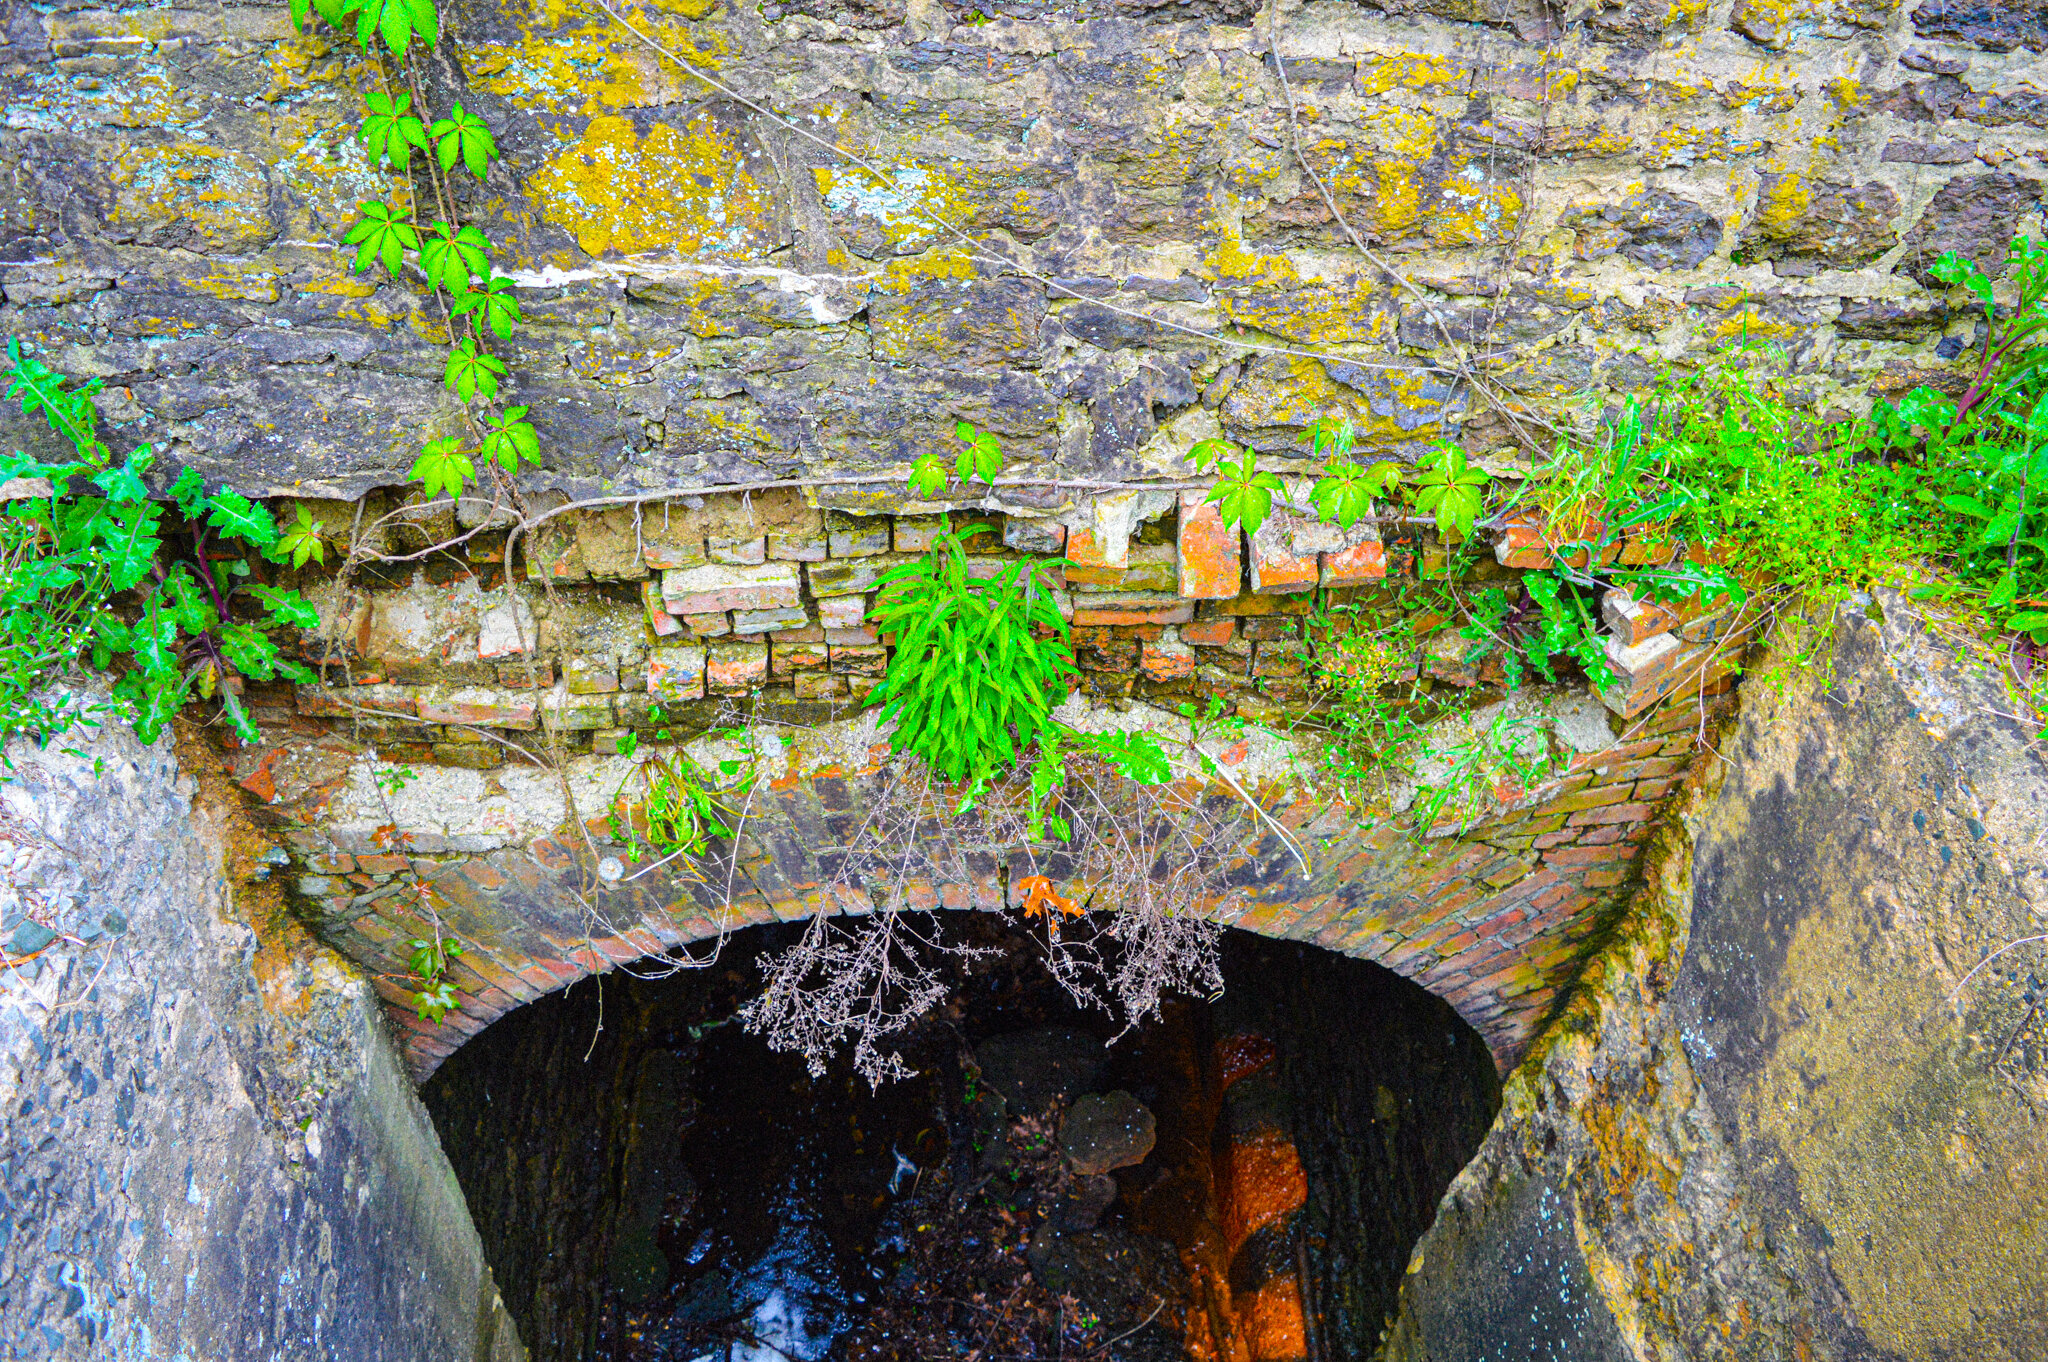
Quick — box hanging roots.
[739,753,1251,1087]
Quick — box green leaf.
[443,337,506,403]
[409,437,474,499]
[1186,437,1237,475]
[270,504,327,569]
[162,566,217,636]
[341,200,419,278]
[3,338,106,463]
[1304,416,1355,460]
[1087,728,1172,785]
[419,220,491,294]
[170,467,208,519]
[1931,250,1995,315]
[449,275,523,341]
[219,621,287,682]
[1205,456,1285,535]
[954,423,1002,483]
[1990,571,2020,609]
[1309,459,1399,529]
[205,487,278,546]
[480,406,541,473]
[431,101,497,178]
[1413,442,1491,539]
[90,445,153,504]
[99,498,163,592]
[251,583,321,629]
[906,452,949,498]
[340,0,438,55]
[358,90,429,170]
[2008,610,2048,631]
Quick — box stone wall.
[1381,588,2048,1361]
[2,0,2041,501]
[0,707,522,1361]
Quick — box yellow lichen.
[103,141,277,253]
[528,112,782,257]
[470,0,730,117]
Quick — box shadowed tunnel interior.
[421,920,1502,1361]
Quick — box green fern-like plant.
[866,517,1074,784]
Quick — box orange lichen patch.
[1217,1031,1277,1088]
[1220,1131,1307,1246]
[1239,1275,1308,1361]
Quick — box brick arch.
[286,691,1732,1080]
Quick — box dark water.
[421,922,1501,1361]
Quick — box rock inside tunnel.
[421,918,1501,1361]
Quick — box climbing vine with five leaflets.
[292,0,543,501]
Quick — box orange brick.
[1568,800,1658,826]
[1543,843,1634,867]
[1066,525,1125,571]
[1248,514,1323,594]
[1320,520,1386,587]
[1176,491,1242,598]
[1183,618,1236,646]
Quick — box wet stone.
[1060,1090,1157,1175]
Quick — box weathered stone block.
[732,606,810,636]
[495,660,553,688]
[684,612,731,637]
[1197,592,1314,619]
[1601,589,1679,646]
[1065,525,1126,572]
[829,644,889,677]
[1005,518,1066,555]
[641,580,683,637]
[647,644,707,702]
[1071,593,1195,626]
[564,654,620,695]
[769,641,829,679]
[416,686,539,730]
[432,742,503,769]
[1140,634,1195,682]
[1175,492,1241,599]
[768,531,828,562]
[1241,617,1300,642]
[477,594,538,659]
[808,556,912,596]
[708,535,767,565]
[642,524,707,571]
[1599,635,1742,718]
[818,595,868,629]
[707,642,769,694]
[826,513,891,558]
[541,685,615,731]
[1183,618,1236,647]
[794,672,848,700]
[1321,521,1387,587]
[297,683,418,719]
[662,562,801,615]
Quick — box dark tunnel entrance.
[421,920,1502,1361]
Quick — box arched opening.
[421,918,1501,1360]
